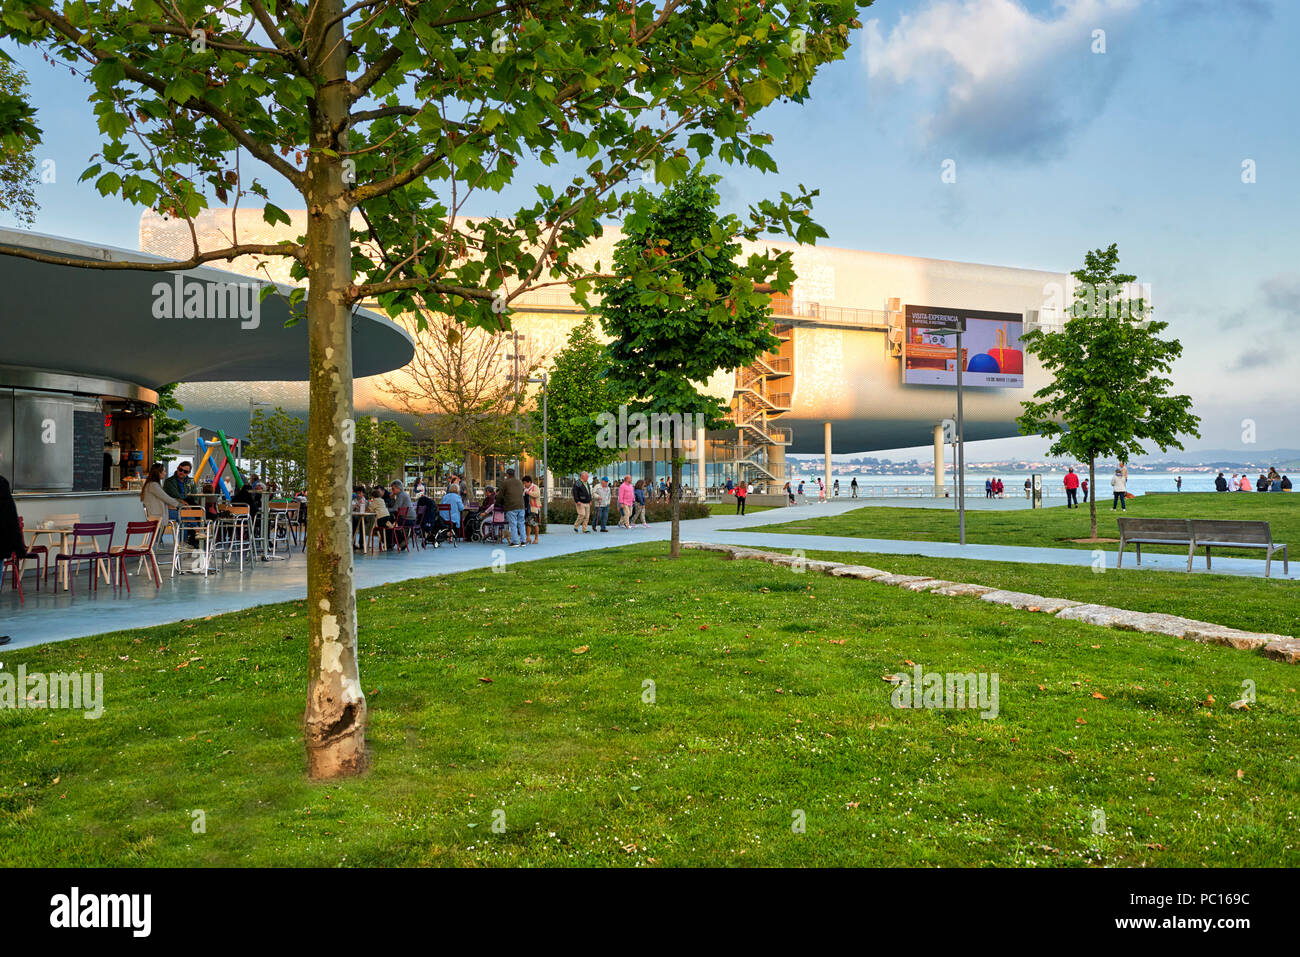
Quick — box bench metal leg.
[1204,545,1211,570]
[1117,540,1125,568]
[1187,541,1195,573]
[1134,542,1141,565]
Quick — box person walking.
[617,475,635,528]
[593,477,611,532]
[571,471,593,533]
[1063,467,1079,508]
[499,468,526,547]
[985,477,993,499]
[850,477,858,498]
[735,480,748,515]
[833,479,840,498]
[1110,467,1127,510]
[1024,477,1031,500]
[817,477,826,502]
[797,480,805,504]
[1081,477,1089,502]
[632,479,648,527]
[523,475,542,543]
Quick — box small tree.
[1017,244,1201,538]
[600,170,806,556]
[247,406,308,488]
[543,317,628,481]
[0,58,38,227]
[151,382,190,461]
[352,416,412,487]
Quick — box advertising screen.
[904,304,1024,388]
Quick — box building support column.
[823,421,832,499]
[696,424,706,501]
[933,423,945,496]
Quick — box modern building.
[0,227,413,529]
[138,210,1067,492]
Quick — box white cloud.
[863,0,1141,159]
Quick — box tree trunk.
[1088,455,1097,540]
[303,0,367,779]
[670,450,682,559]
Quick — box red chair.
[111,520,163,592]
[2,548,24,604]
[18,517,48,588]
[53,522,116,594]
[391,506,416,552]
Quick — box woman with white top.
[140,462,184,520]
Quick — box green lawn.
[708,501,772,516]
[2,542,1297,867]
[743,492,1300,559]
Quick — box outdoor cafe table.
[22,523,111,591]
[351,510,380,553]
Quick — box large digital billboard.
[903,304,1024,388]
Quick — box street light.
[928,321,967,545]
[525,372,549,524]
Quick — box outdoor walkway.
[1,498,1291,650]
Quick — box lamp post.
[525,372,549,524]
[929,322,966,545]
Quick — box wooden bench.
[1189,519,1288,578]
[1117,517,1289,577]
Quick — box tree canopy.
[1018,243,1201,535]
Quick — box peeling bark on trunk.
[303,0,367,779]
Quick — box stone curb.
[681,542,1295,663]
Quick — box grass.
[793,549,1299,640]
[2,542,1297,867]
[742,492,1300,560]
[708,502,772,516]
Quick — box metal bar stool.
[266,502,295,561]
[216,504,254,572]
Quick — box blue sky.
[5,0,1297,460]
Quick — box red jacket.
[1063,472,1080,490]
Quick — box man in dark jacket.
[1214,472,1228,492]
[499,468,526,546]
[571,471,592,533]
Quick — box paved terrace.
[2,496,1292,650]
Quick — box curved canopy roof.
[0,228,414,390]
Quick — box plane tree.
[0,0,865,776]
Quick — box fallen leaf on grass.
[572,645,589,654]
[478,677,493,684]
[1091,692,1107,699]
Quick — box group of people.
[779,476,858,505]
[1061,468,1091,507]
[570,473,650,532]
[1216,469,1292,493]
[984,477,1007,499]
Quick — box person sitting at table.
[389,481,414,547]
[437,484,464,540]
[163,461,198,506]
[367,488,393,547]
[141,462,185,528]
